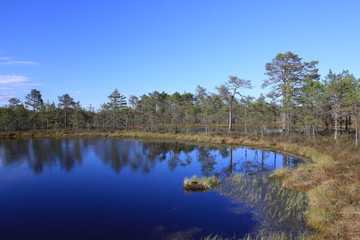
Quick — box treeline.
[1,52,359,144]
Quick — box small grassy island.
[183,175,220,192]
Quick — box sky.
[1,0,360,107]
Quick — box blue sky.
[1,0,360,107]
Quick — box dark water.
[0,138,304,240]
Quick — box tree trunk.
[334,107,338,142]
[355,105,358,146]
[228,103,232,132]
[282,111,286,132]
[244,107,247,134]
[312,125,316,142]
[64,110,67,129]
[355,116,358,146]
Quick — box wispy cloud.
[0,53,40,66]
[0,57,14,60]
[0,52,43,105]
[14,83,43,86]
[0,75,28,84]
[0,61,40,66]
[0,94,14,99]
[0,75,44,105]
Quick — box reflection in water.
[216,173,308,238]
[0,138,85,174]
[0,138,301,176]
[0,138,306,239]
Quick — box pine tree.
[263,52,319,133]
[216,76,252,132]
[58,94,75,129]
[25,89,43,111]
[107,89,127,129]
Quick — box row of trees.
[1,52,359,144]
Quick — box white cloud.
[0,51,44,106]
[0,75,43,106]
[0,61,40,66]
[0,57,14,60]
[0,75,28,84]
[0,94,14,99]
[14,83,43,86]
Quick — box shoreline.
[1,130,358,239]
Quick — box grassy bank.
[1,130,359,239]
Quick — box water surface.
[0,138,305,239]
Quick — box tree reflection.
[197,147,217,176]
[0,138,87,174]
[0,139,302,175]
[219,147,301,177]
[216,173,308,238]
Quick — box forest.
[1,51,359,145]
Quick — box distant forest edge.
[1,51,359,145]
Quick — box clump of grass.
[281,165,329,191]
[243,232,290,240]
[268,167,292,181]
[202,234,235,240]
[305,179,360,239]
[183,175,220,192]
[202,231,304,240]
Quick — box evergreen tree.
[25,89,44,129]
[107,89,127,129]
[325,70,351,142]
[25,89,43,111]
[263,52,319,133]
[58,93,75,129]
[216,76,252,132]
[8,98,21,106]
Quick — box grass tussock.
[268,167,292,181]
[183,176,220,192]
[202,232,306,240]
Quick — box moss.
[183,176,220,192]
